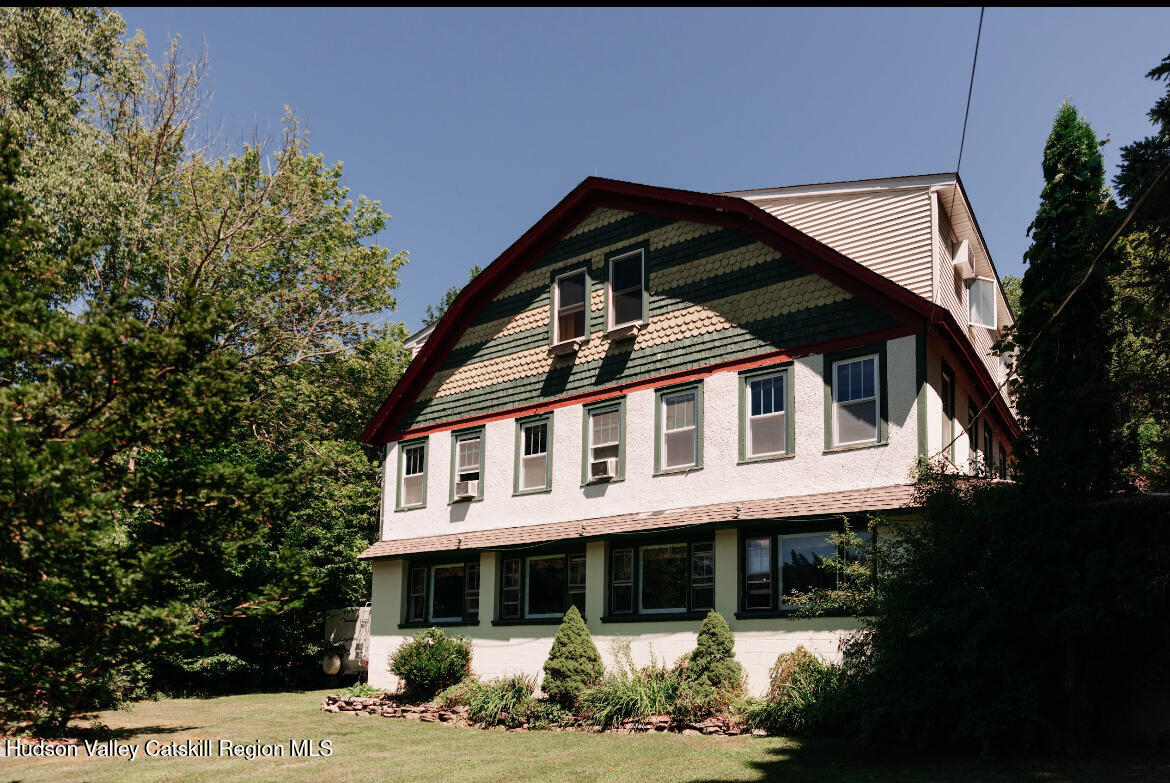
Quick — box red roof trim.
[363,177,998,445]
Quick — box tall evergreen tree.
[1013,101,1117,494]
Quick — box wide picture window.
[608,541,714,616]
[498,553,585,620]
[405,561,480,624]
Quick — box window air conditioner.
[590,458,617,482]
[454,480,478,499]
[952,240,975,280]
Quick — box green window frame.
[739,363,796,462]
[737,525,870,616]
[514,414,553,495]
[582,397,626,485]
[824,342,889,451]
[604,244,649,333]
[654,381,704,474]
[549,265,591,347]
[604,537,715,621]
[396,437,428,511]
[495,549,586,624]
[449,426,485,503]
[402,556,481,627]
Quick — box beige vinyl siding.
[751,188,933,298]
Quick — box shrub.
[343,682,384,698]
[438,677,484,708]
[743,646,844,736]
[467,673,536,727]
[389,628,472,700]
[676,611,744,718]
[521,699,572,730]
[540,605,604,709]
[580,640,682,728]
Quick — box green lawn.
[1,690,1164,783]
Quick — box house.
[358,174,1019,695]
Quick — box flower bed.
[319,694,758,736]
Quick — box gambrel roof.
[362,177,1019,445]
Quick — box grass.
[1,690,1167,783]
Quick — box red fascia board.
[362,177,936,445]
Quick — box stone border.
[320,694,765,737]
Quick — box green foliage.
[422,264,482,327]
[673,611,743,719]
[1000,274,1023,315]
[843,469,1170,753]
[342,682,385,698]
[1006,100,1118,493]
[389,628,473,700]
[784,519,876,617]
[1109,54,1170,491]
[0,7,411,729]
[540,606,604,709]
[580,640,683,728]
[741,647,845,736]
[438,677,484,708]
[467,673,537,728]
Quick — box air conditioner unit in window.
[952,240,976,280]
[590,458,617,482]
[454,480,478,499]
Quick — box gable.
[396,207,899,432]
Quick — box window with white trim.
[747,373,787,458]
[741,530,870,612]
[399,441,426,509]
[968,277,997,329]
[404,560,480,624]
[589,407,620,463]
[518,419,549,492]
[455,433,481,483]
[941,362,955,459]
[660,389,697,470]
[497,552,586,620]
[608,249,644,329]
[832,355,879,446]
[554,270,587,343]
[607,540,714,616]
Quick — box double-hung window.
[397,438,427,510]
[607,540,714,617]
[584,399,623,482]
[497,552,586,621]
[740,529,869,612]
[656,384,701,472]
[608,248,645,330]
[553,269,587,344]
[741,366,792,460]
[983,422,993,468]
[451,428,484,501]
[404,558,480,625]
[941,362,955,460]
[515,417,551,493]
[832,356,879,446]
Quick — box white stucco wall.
[381,335,920,541]
[367,532,860,697]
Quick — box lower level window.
[608,540,714,616]
[405,559,480,623]
[498,552,585,620]
[741,530,868,611]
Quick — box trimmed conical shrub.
[687,610,744,694]
[540,605,604,709]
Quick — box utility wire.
[932,154,1170,463]
[956,7,985,175]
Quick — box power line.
[956,7,985,175]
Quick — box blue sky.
[119,7,1170,332]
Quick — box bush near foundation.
[672,611,744,720]
[580,639,683,728]
[541,606,604,709]
[467,673,537,728]
[742,646,845,736]
[389,628,472,700]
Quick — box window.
[607,540,714,617]
[741,530,868,612]
[515,417,551,493]
[497,552,586,621]
[553,269,587,343]
[997,443,1008,479]
[405,560,480,624]
[968,277,997,329]
[831,355,879,446]
[983,422,993,468]
[584,399,624,482]
[742,368,791,460]
[941,362,955,460]
[656,384,702,472]
[608,248,645,329]
[451,428,484,501]
[398,439,427,509]
[967,397,978,453]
